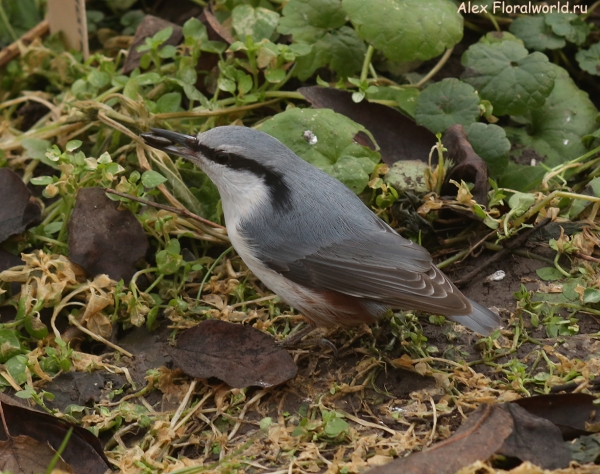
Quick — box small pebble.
[303,130,317,145]
[486,270,506,282]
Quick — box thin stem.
[360,45,375,83]
[196,247,233,300]
[486,12,501,32]
[408,47,454,88]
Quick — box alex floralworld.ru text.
[457,2,587,15]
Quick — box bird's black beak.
[141,128,199,160]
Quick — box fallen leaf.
[299,86,436,165]
[0,434,73,474]
[368,403,570,474]
[0,169,41,243]
[0,394,110,474]
[497,403,571,469]
[68,187,149,282]
[441,124,490,206]
[171,320,298,388]
[513,393,599,439]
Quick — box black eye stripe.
[190,141,292,213]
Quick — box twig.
[68,314,133,358]
[454,218,551,288]
[105,189,226,231]
[0,20,50,68]
[573,252,600,264]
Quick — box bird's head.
[141,126,297,213]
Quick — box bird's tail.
[448,299,502,336]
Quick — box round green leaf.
[545,13,590,45]
[342,0,463,62]
[536,267,564,281]
[259,108,380,194]
[465,123,510,177]
[576,42,600,76]
[461,41,556,116]
[414,78,480,134]
[293,26,365,80]
[509,16,565,51]
[232,5,280,42]
[504,64,598,167]
[277,0,346,42]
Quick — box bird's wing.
[260,219,472,316]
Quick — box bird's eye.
[214,152,230,165]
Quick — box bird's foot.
[279,325,338,356]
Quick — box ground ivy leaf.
[367,86,420,118]
[499,163,546,192]
[414,78,480,134]
[545,13,590,46]
[509,16,565,51]
[277,0,346,42]
[232,5,280,43]
[259,108,380,194]
[504,64,598,167]
[536,267,564,281]
[461,41,556,116]
[293,26,365,80]
[576,43,600,76]
[465,123,510,177]
[342,0,462,62]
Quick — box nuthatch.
[142,126,500,336]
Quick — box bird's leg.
[279,322,338,356]
[279,323,316,348]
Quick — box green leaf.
[499,163,546,192]
[508,191,535,213]
[509,16,565,51]
[5,355,28,385]
[66,140,82,152]
[576,43,600,76]
[461,41,556,116]
[22,138,59,170]
[265,68,286,83]
[583,288,600,304]
[536,267,564,281]
[88,70,110,88]
[259,108,381,194]
[342,0,462,62]
[141,170,168,188]
[30,176,54,186]
[367,86,420,118]
[504,64,598,167]
[232,5,280,42]
[22,138,50,160]
[183,17,208,42]
[323,417,349,438]
[414,78,480,134]
[158,44,177,59]
[156,240,183,275]
[0,329,22,363]
[277,0,346,43]
[156,92,182,113]
[479,31,522,45]
[545,13,590,45]
[293,26,365,80]
[464,123,510,177]
[153,26,173,45]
